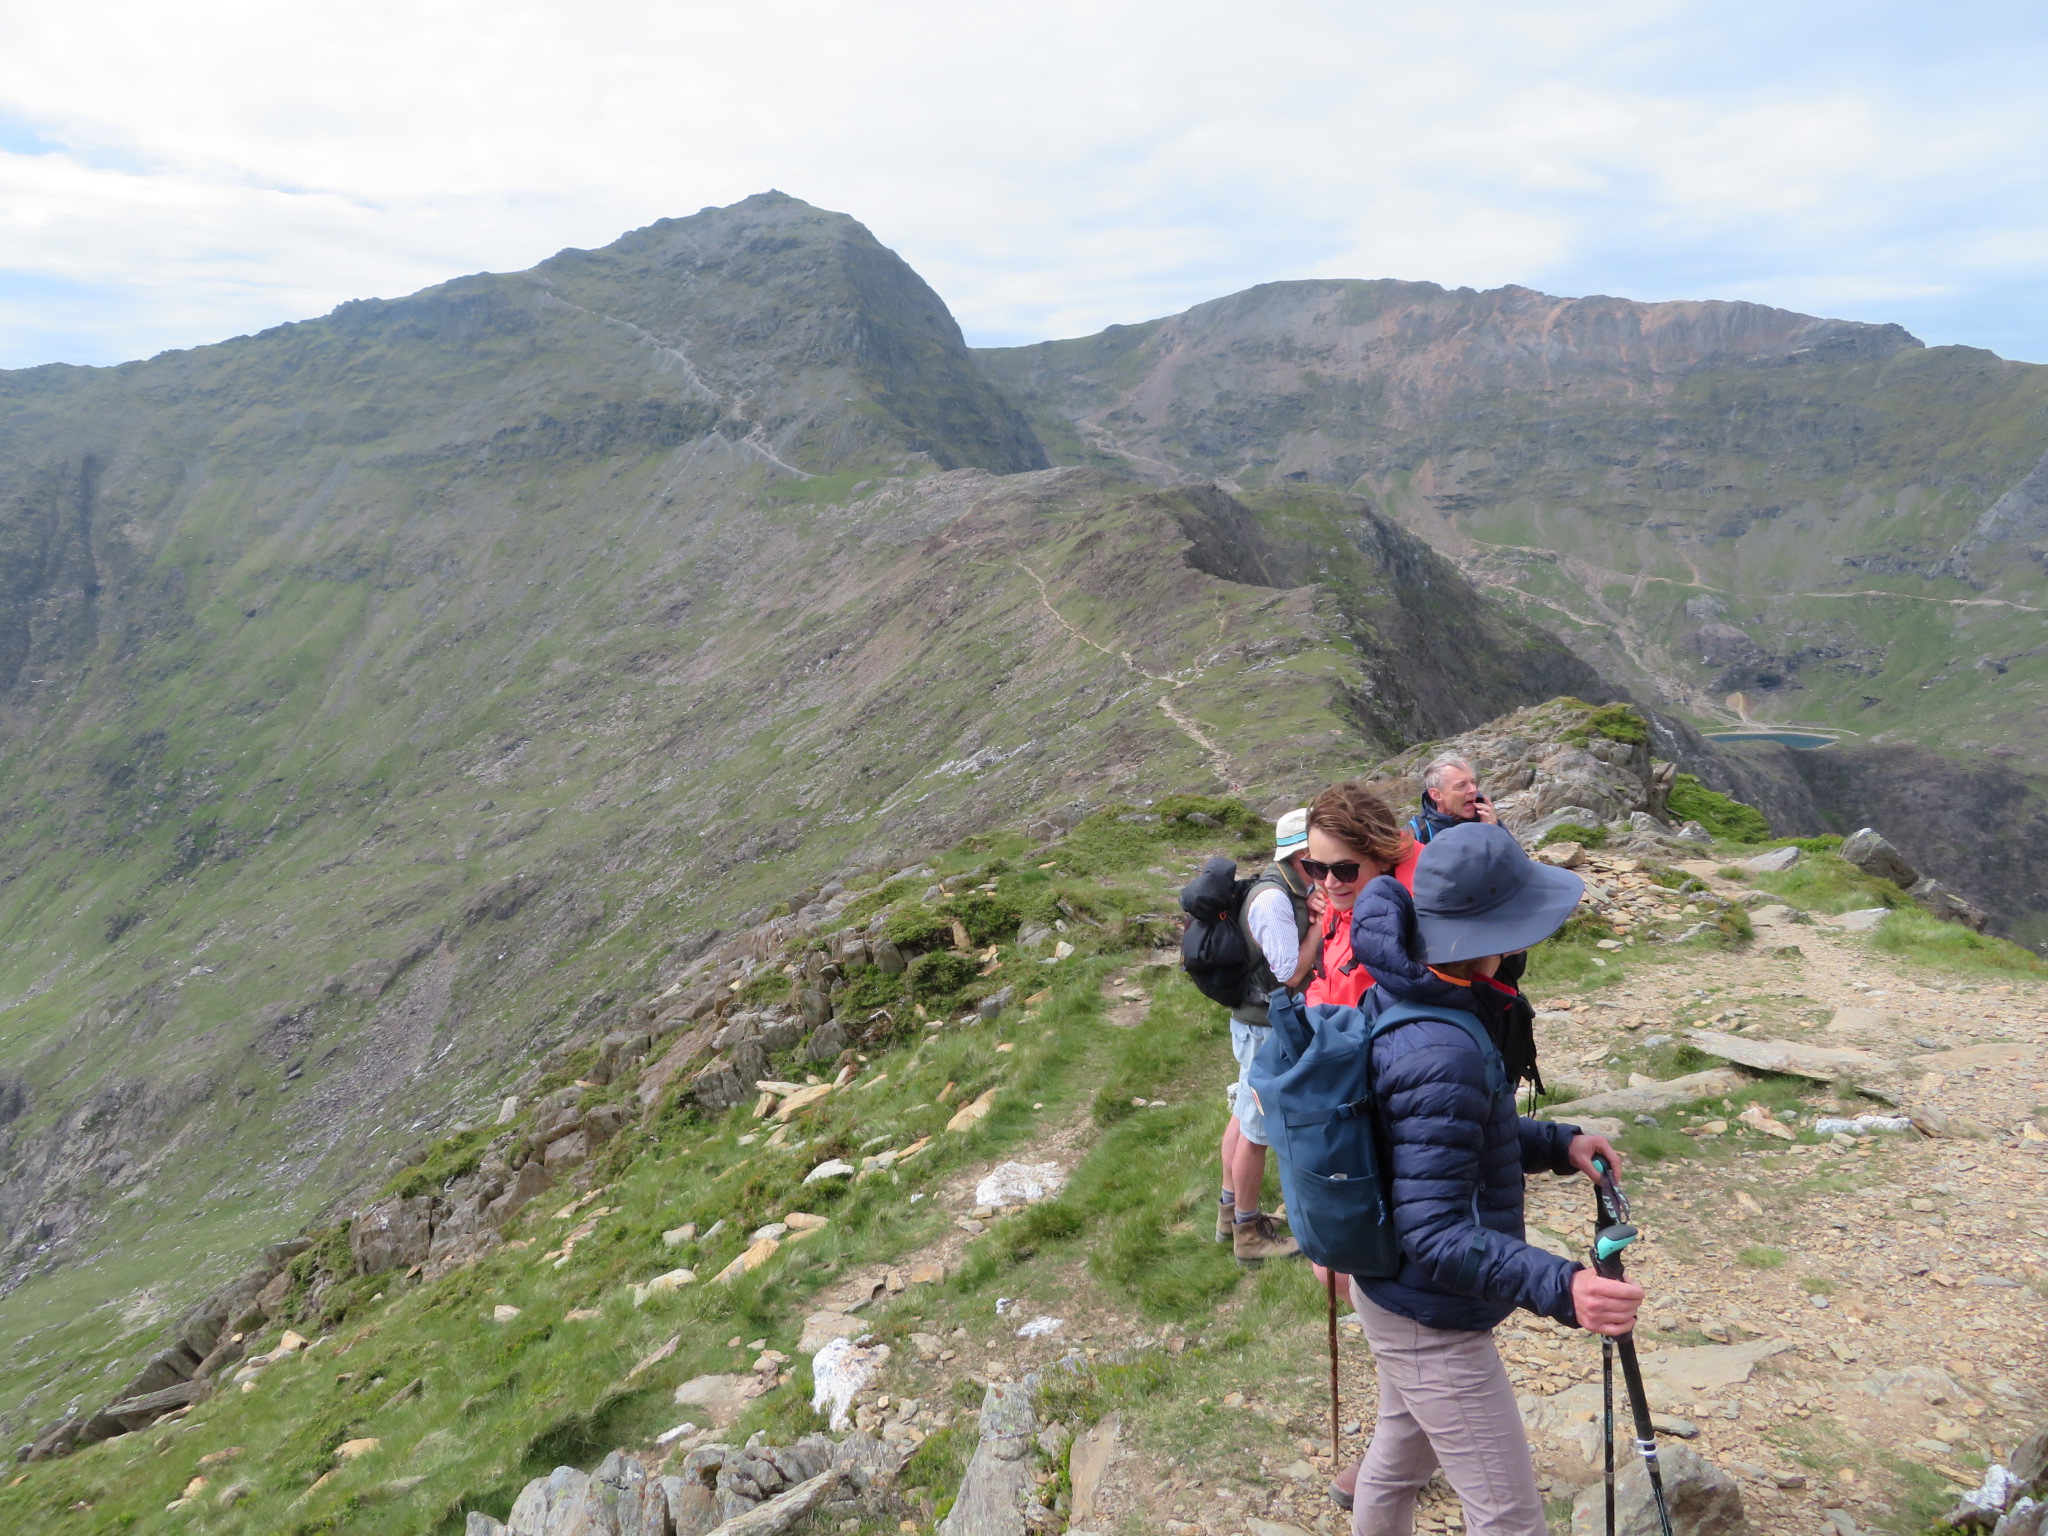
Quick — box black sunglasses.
[1300,858,1364,884]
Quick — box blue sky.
[1,0,2044,369]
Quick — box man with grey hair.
[1409,753,1498,845]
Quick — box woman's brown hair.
[1305,781,1411,868]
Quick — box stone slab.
[1684,1030,1898,1084]
[1068,1413,1120,1526]
[1539,1069,1748,1119]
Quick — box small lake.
[1706,730,1838,749]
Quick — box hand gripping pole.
[1591,1157,1673,1536]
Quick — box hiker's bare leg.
[1230,1135,1268,1214]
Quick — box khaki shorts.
[1225,1020,1270,1146]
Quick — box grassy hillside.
[0,199,1614,1454]
[6,801,2040,1534]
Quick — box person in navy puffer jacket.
[1329,823,1645,1536]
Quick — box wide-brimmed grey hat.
[1411,822,1584,963]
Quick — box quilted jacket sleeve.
[1520,1116,1581,1175]
[1377,1026,1582,1324]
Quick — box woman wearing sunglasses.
[1301,782,1419,1008]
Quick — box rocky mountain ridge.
[974,279,2048,765]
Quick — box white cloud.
[0,0,2044,366]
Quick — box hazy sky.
[2,0,2045,369]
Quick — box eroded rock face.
[350,1196,436,1276]
[483,1433,904,1536]
[691,1058,749,1115]
[1369,700,1675,850]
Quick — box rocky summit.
[0,193,2044,1536]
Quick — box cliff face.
[977,280,2048,765]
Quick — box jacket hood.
[1348,874,1470,1011]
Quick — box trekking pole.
[1325,1267,1340,1468]
[1589,1157,1674,1536]
[1593,1167,1615,1536]
[1602,1332,1615,1536]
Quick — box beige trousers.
[1350,1284,1546,1536]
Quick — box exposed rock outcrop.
[1368,699,1692,858]
[469,1431,907,1536]
[19,1238,310,1461]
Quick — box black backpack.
[1179,856,1307,1007]
[1179,857,1256,1005]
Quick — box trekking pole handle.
[1593,1222,1638,1281]
[1589,1154,1629,1228]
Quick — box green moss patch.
[1666,774,1771,843]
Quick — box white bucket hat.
[1273,807,1309,863]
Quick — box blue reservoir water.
[1706,731,1837,749]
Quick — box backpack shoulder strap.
[1367,1001,1507,1097]
[1244,862,1312,936]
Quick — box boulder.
[1909,877,1991,931]
[1738,846,1800,874]
[1832,907,1891,932]
[193,1331,249,1382]
[105,1378,209,1433]
[758,1014,804,1053]
[976,987,1015,1022]
[1840,828,1918,886]
[2011,1428,2048,1496]
[938,1378,1039,1536]
[1747,904,1805,927]
[582,1103,628,1147]
[799,989,832,1028]
[532,1105,585,1148]
[485,1159,553,1223]
[426,1194,492,1266]
[543,1131,588,1174]
[354,1196,438,1277]
[692,1057,749,1114]
[804,1020,847,1063]
[633,1022,719,1113]
[591,1030,653,1085]
[1570,1442,1749,1535]
[255,1267,295,1321]
[504,1464,592,1534]
[871,939,907,974]
[730,1037,770,1090]
[116,1342,204,1403]
[1534,842,1584,868]
[713,1015,761,1052]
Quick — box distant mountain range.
[976,278,2048,763]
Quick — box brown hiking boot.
[1216,1197,1235,1244]
[1232,1212,1300,1265]
[1330,1457,1360,1510]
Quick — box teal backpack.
[1247,988,1506,1277]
